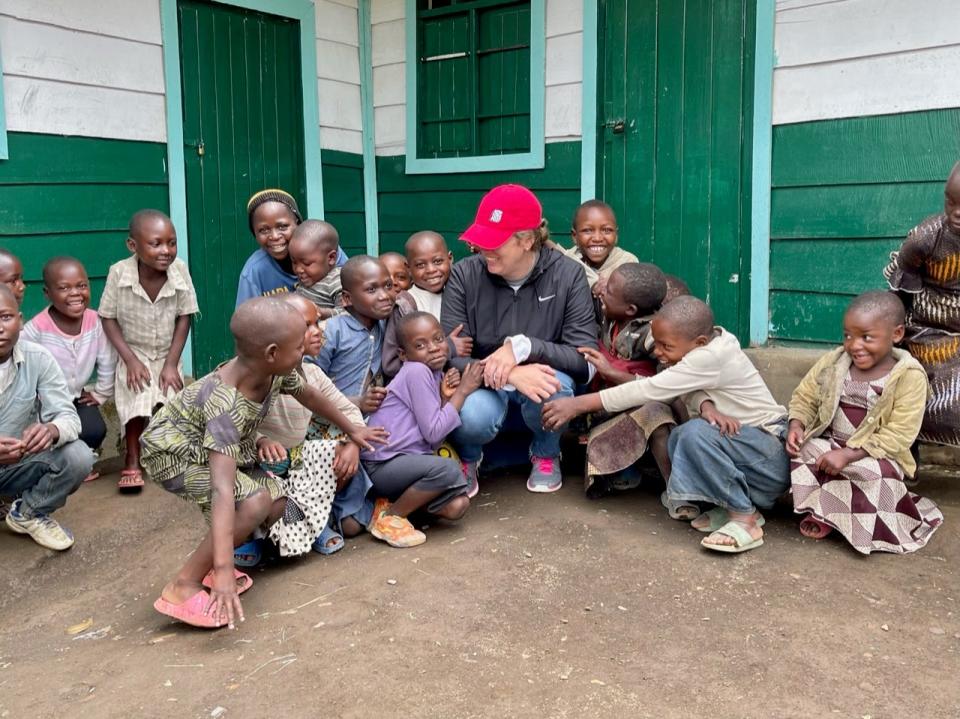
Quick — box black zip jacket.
[440,248,598,384]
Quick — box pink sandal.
[118,469,144,492]
[153,590,224,629]
[202,568,253,595]
[799,515,833,540]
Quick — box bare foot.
[160,578,207,605]
[799,515,832,539]
[701,511,764,549]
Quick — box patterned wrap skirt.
[267,440,338,557]
[790,372,943,554]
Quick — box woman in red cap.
[441,184,598,494]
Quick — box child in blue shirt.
[308,255,395,537]
[236,189,348,307]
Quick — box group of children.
[0,181,946,631]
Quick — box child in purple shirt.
[362,312,484,547]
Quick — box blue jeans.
[666,419,789,513]
[451,370,575,463]
[0,440,94,515]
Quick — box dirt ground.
[1,462,958,719]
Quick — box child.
[256,293,367,556]
[308,255,395,538]
[362,312,484,547]
[380,251,411,297]
[142,296,387,629]
[382,231,473,378]
[235,189,348,307]
[289,220,342,320]
[542,296,789,554]
[0,249,26,305]
[0,285,95,550]
[574,263,681,500]
[99,209,199,492]
[787,291,942,554]
[558,200,638,291]
[22,257,117,465]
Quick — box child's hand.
[440,368,461,401]
[77,390,101,407]
[541,396,582,431]
[356,386,388,414]
[125,357,152,393]
[699,401,741,435]
[449,324,474,357]
[458,362,485,395]
[815,448,854,476]
[205,567,243,630]
[346,424,390,452]
[257,437,287,464]
[21,423,58,455]
[785,420,806,457]
[158,363,184,396]
[0,436,25,465]
[578,346,614,379]
[333,442,360,489]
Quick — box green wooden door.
[597,0,755,338]
[178,0,307,373]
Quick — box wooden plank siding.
[0,132,169,321]
[375,140,581,257]
[768,108,960,344]
[321,149,367,257]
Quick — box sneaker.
[5,499,74,550]
[367,497,391,531]
[461,460,480,499]
[526,455,562,494]
[369,513,426,548]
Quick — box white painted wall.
[371,0,583,156]
[773,0,960,125]
[0,0,363,153]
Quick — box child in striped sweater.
[22,257,117,473]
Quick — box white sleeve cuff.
[507,335,531,363]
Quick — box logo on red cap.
[489,209,503,223]
[461,184,542,251]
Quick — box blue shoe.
[312,523,344,555]
[234,538,262,568]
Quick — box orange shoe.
[369,513,426,548]
[367,497,391,531]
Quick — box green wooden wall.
[769,109,960,344]
[0,132,170,321]
[376,140,581,256]
[321,150,367,257]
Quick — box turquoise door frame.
[580,0,775,346]
[159,0,324,373]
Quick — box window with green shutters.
[415,0,532,159]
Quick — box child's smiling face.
[843,309,903,372]
[252,202,298,261]
[0,254,25,306]
[45,261,90,321]
[380,254,412,296]
[572,206,619,269]
[406,235,452,294]
[650,318,708,366]
[128,216,178,272]
[599,269,637,323]
[0,291,21,362]
[398,314,449,370]
[284,294,325,358]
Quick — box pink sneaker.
[526,455,562,493]
[461,460,480,499]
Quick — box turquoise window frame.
[159,0,324,374]
[404,0,545,175]
[0,48,8,160]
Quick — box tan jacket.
[788,348,929,477]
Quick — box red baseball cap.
[460,184,543,250]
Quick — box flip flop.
[117,469,144,493]
[233,539,261,568]
[312,523,344,555]
[83,471,100,483]
[660,491,698,520]
[701,520,764,554]
[692,508,765,533]
[799,515,833,540]
[153,590,224,629]
[202,568,253,595]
